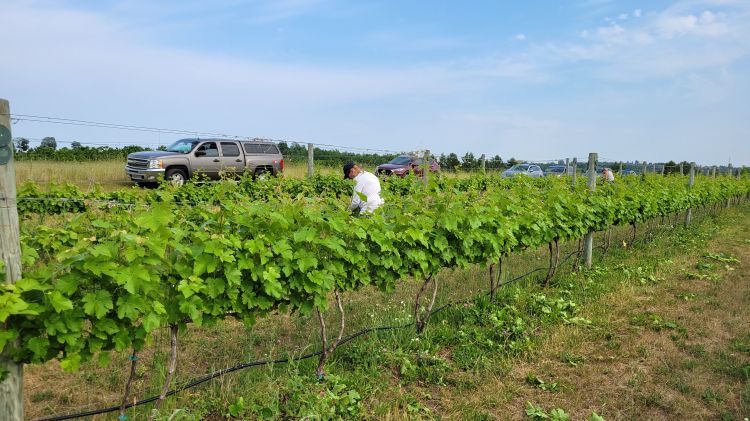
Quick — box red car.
[375,155,440,177]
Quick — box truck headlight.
[148,159,163,169]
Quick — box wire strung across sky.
[5,113,404,154]
[5,113,641,165]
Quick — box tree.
[14,137,29,152]
[461,152,477,171]
[40,136,57,150]
[442,153,460,172]
[71,141,83,149]
[507,157,520,167]
[487,155,504,170]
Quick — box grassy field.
[22,204,750,420]
[13,160,476,192]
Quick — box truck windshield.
[165,139,199,154]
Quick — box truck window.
[196,142,219,157]
[243,143,279,154]
[221,142,240,157]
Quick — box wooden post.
[565,158,569,176]
[685,163,695,227]
[0,98,23,421]
[712,167,716,178]
[422,149,430,187]
[306,143,314,178]
[679,163,683,176]
[571,157,577,186]
[584,152,597,268]
[618,162,623,175]
[660,164,665,176]
[642,161,647,175]
[480,154,486,174]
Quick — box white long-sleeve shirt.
[349,171,384,213]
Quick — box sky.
[1,0,749,165]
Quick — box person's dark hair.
[343,162,356,179]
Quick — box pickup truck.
[125,138,284,186]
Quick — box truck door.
[219,141,244,177]
[193,141,222,179]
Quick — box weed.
[226,397,245,418]
[685,271,721,281]
[526,373,559,392]
[30,390,54,403]
[668,377,693,395]
[524,402,570,420]
[630,312,679,332]
[701,388,725,405]
[560,351,584,368]
[638,392,664,408]
[703,252,740,264]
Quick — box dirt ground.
[494,210,750,420]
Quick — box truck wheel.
[254,167,270,180]
[165,168,188,186]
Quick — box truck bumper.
[125,166,166,182]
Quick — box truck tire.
[165,168,188,186]
[254,167,270,180]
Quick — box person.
[602,168,615,182]
[343,162,384,214]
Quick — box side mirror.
[195,150,206,157]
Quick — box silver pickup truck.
[125,138,284,186]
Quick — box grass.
[21,203,750,420]
[13,159,484,192]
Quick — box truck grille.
[127,158,149,169]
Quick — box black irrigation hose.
[34,214,706,421]
[35,322,413,421]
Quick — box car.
[501,164,544,178]
[544,165,575,177]
[375,155,440,177]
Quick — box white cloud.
[515,33,527,41]
[633,9,642,18]
[618,13,629,20]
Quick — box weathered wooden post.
[642,161,648,175]
[584,153,597,268]
[0,98,23,421]
[679,163,684,176]
[571,157,577,186]
[480,154,486,174]
[619,162,623,175]
[306,143,314,178]
[685,163,695,228]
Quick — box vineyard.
[3,172,750,419]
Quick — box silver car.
[501,164,544,178]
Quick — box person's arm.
[349,179,366,210]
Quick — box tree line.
[13,137,744,175]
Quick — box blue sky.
[2,0,749,165]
